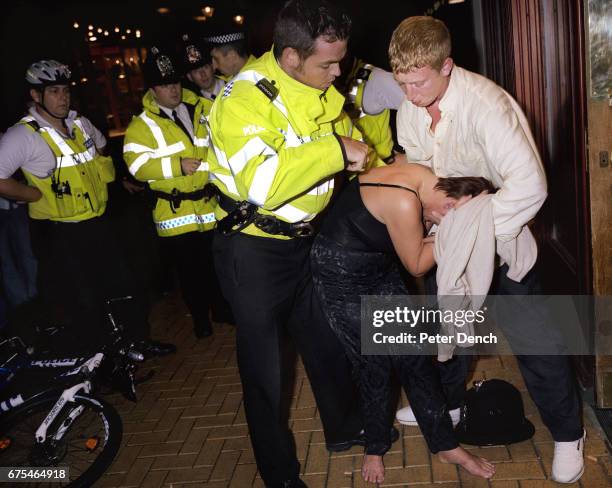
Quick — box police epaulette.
[255,78,278,102]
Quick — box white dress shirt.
[159,103,194,140]
[397,66,547,241]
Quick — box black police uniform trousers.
[161,230,231,331]
[430,263,583,442]
[213,231,362,486]
[29,213,150,346]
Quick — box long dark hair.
[434,176,497,198]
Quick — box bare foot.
[438,447,495,479]
[362,454,385,484]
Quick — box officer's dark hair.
[434,176,497,199]
[214,39,249,58]
[273,0,352,60]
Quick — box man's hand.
[338,136,369,172]
[121,177,144,194]
[180,158,201,176]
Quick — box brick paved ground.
[95,296,612,488]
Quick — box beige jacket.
[434,194,538,361]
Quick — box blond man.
[389,16,584,484]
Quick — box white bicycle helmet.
[25,60,72,86]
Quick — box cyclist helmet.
[26,60,72,87]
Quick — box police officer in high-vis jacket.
[207,1,381,486]
[337,55,395,161]
[124,46,229,338]
[0,60,175,357]
[181,34,226,102]
[204,20,256,81]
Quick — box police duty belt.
[151,183,218,213]
[216,193,314,238]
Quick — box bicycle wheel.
[0,391,122,488]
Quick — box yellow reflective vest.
[207,50,381,239]
[123,89,216,237]
[344,59,393,160]
[20,116,115,222]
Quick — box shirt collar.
[28,105,78,131]
[158,102,185,119]
[438,67,459,114]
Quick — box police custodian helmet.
[143,47,181,88]
[180,34,212,73]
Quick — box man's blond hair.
[389,16,451,73]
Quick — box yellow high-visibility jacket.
[207,50,381,239]
[123,89,216,237]
[20,116,114,222]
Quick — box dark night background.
[0,0,478,135]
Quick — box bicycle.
[0,297,146,487]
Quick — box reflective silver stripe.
[248,155,278,206]
[129,153,152,176]
[123,143,152,154]
[139,112,167,149]
[72,119,97,159]
[39,127,74,156]
[156,212,216,231]
[272,203,311,223]
[307,178,334,196]
[156,141,186,158]
[228,136,275,175]
[51,152,93,168]
[212,144,230,169]
[279,125,311,149]
[124,141,185,158]
[134,113,188,179]
[37,126,93,166]
[213,173,239,195]
[226,136,278,205]
[161,158,173,179]
[193,136,209,147]
[195,162,210,172]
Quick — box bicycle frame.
[35,353,104,443]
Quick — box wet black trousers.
[311,235,458,456]
[29,215,150,345]
[212,232,362,486]
[431,264,584,442]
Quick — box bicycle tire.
[0,391,122,487]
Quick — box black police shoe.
[136,340,177,359]
[326,426,399,453]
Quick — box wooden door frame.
[481,0,592,295]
